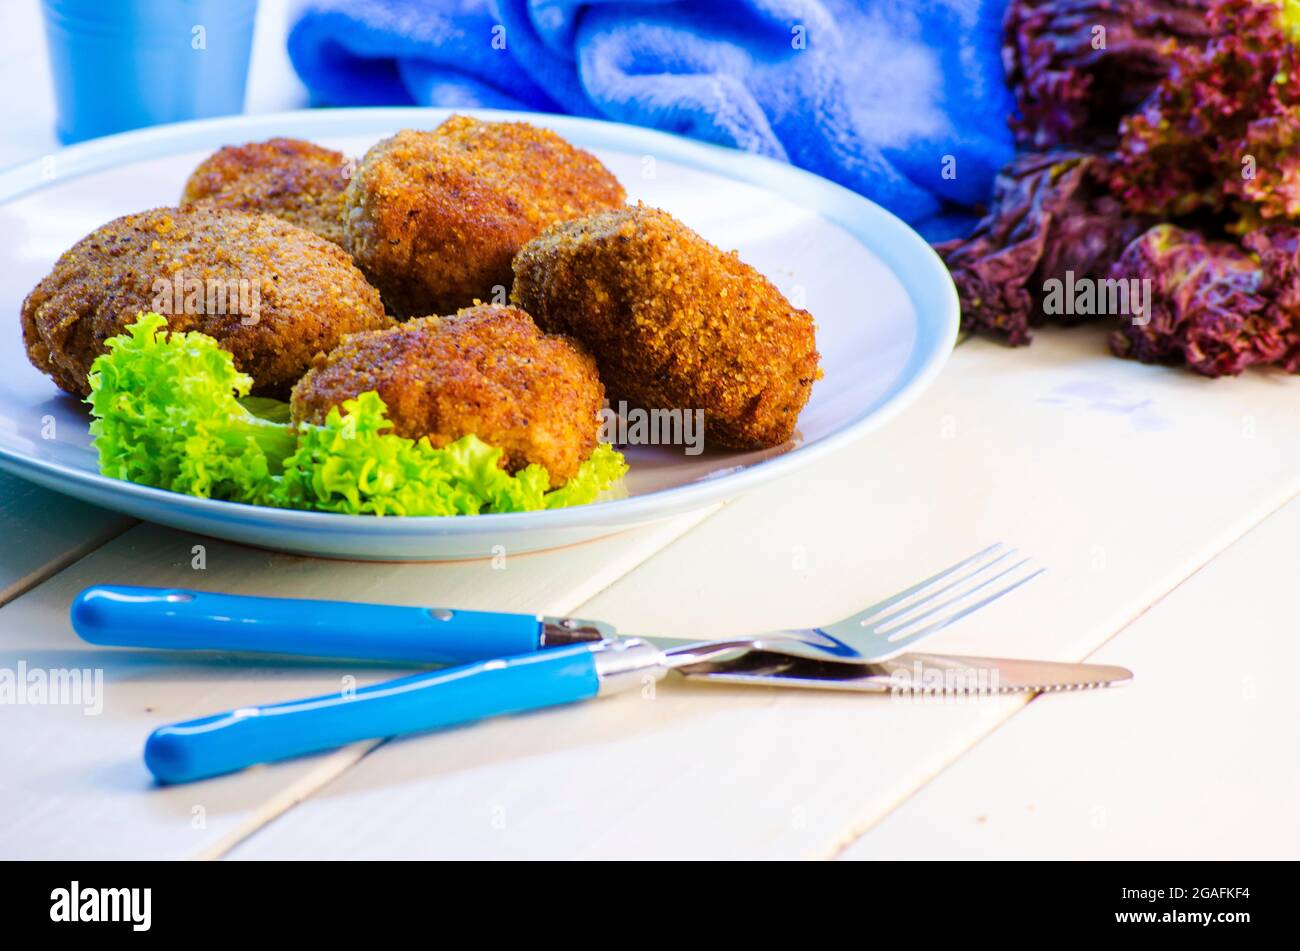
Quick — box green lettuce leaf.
[86,314,627,516]
[237,395,293,424]
[543,445,628,509]
[87,313,295,504]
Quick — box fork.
[816,541,1044,662]
[631,542,1043,668]
[77,543,1039,667]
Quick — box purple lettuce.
[935,152,1148,344]
[1111,0,1300,224]
[1107,224,1291,375]
[1242,225,1300,370]
[1003,0,1213,150]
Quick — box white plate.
[0,108,957,561]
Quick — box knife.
[670,649,1135,693]
[142,638,1132,783]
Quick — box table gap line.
[0,518,136,609]
[195,741,383,860]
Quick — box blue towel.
[287,0,1014,240]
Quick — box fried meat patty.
[342,116,625,316]
[21,205,391,398]
[512,204,820,450]
[290,304,604,484]
[181,137,351,246]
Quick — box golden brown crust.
[343,116,626,316]
[20,205,392,398]
[290,304,604,485]
[511,203,821,450]
[181,138,351,246]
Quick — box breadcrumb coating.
[343,115,626,316]
[21,205,392,398]
[512,204,821,450]
[290,304,604,485]
[181,137,351,246]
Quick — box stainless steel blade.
[670,648,1133,694]
[875,653,1133,692]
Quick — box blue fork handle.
[145,644,606,784]
[70,585,600,665]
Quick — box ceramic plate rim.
[0,106,958,539]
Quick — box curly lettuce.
[1111,0,1300,225]
[935,152,1149,344]
[86,313,627,515]
[1003,0,1213,151]
[87,312,294,505]
[1107,224,1291,375]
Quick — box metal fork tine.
[883,567,1046,653]
[847,542,1005,624]
[879,556,1030,635]
[867,549,1019,631]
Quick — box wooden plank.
[225,328,1300,859]
[0,504,720,859]
[838,494,1300,860]
[0,471,132,606]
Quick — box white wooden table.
[2,0,1297,860]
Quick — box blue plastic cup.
[42,0,257,143]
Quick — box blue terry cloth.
[287,0,1014,239]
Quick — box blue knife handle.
[71,585,560,665]
[144,644,605,784]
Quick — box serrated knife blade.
[670,649,1133,693]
